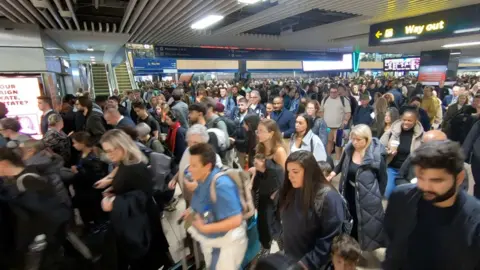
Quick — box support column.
[238,59,247,74]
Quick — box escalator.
[114,62,134,92]
[91,64,110,97]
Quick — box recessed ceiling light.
[91,62,96,64]
[450,52,462,55]
[191,15,224,30]
[454,27,480,34]
[87,47,94,51]
[442,41,480,48]
[238,0,262,4]
[90,56,95,59]
[380,36,417,43]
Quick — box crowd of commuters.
[0,74,478,270]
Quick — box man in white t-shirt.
[320,84,351,160]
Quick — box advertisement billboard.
[0,77,43,137]
[418,65,447,83]
[383,57,421,71]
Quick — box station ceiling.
[1,0,479,59]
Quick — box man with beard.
[383,140,480,270]
[271,96,295,139]
[229,98,252,123]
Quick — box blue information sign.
[133,58,177,70]
[154,46,343,61]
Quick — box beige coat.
[380,119,424,164]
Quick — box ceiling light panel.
[442,41,480,48]
[191,15,224,30]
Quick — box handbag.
[241,215,262,269]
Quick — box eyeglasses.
[103,148,116,154]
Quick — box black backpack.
[315,186,353,236]
[213,116,237,138]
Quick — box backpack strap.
[16,173,41,192]
[209,171,226,203]
[209,168,255,220]
[340,96,346,107]
[212,117,222,129]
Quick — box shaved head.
[423,130,447,143]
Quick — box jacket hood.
[92,103,103,115]
[390,119,423,139]
[345,137,386,169]
[25,150,64,173]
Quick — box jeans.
[386,167,399,198]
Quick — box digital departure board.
[384,57,421,71]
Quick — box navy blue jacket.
[388,88,404,107]
[271,109,295,138]
[40,110,56,135]
[116,116,136,129]
[251,103,266,118]
[383,184,480,269]
[353,105,374,126]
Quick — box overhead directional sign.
[154,46,343,61]
[369,4,480,46]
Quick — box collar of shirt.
[116,115,124,125]
[43,109,53,116]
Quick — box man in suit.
[103,105,135,129]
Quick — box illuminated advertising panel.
[418,65,447,83]
[302,54,353,71]
[0,77,43,137]
[383,57,421,71]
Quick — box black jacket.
[335,137,387,251]
[84,110,106,143]
[110,190,151,260]
[24,150,71,207]
[0,167,70,267]
[383,184,480,269]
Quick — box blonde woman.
[326,124,387,250]
[95,129,173,269]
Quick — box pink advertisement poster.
[0,77,43,138]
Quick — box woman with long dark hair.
[233,114,260,169]
[289,114,327,162]
[255,119,288,170]
[71,131,109,230]
[165,110,187,164]
[280,151,346,269]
